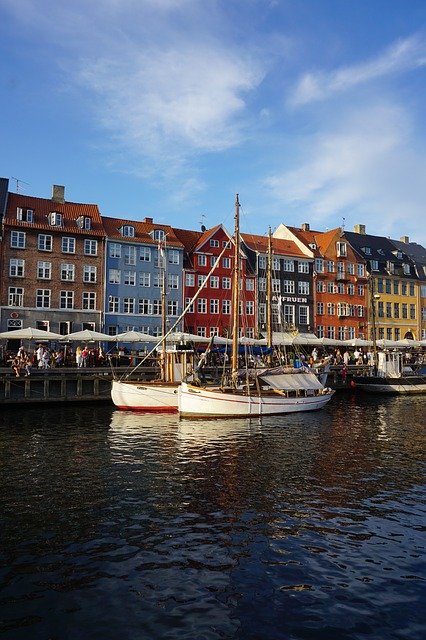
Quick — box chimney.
[353,224,366,235]
[52,184,65,204]
[301,223,310,231]
[400,235,409,243]
[144,217,153,224]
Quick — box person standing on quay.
[76,345,82,368]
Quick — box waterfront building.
[241,231,314,335]
[389,236,426,340]
[0,179,106,335]
[274,223,368,341]
[102,216,185,338]
[344,226,420,341]
[173,224,257,339]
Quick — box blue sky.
[1,0,426,245]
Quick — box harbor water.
[1,394,425,640]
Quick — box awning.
[258,372,324,390]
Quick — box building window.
[62,237,76,253]
[357,284,364,296]
[246,301,254,315]
[272,258,280,271]
[394,328,401,341]
[9,258,25,277]
[317,302,324,315]
[37,261,51,279]
[153,273,161,288]
[222,300,231,315]
[8,286,24,306]
[36,289,51,308]
[84,265,97,283]
[198,275,207,288]
[140,247,151,262]
[10,231,26,249]
[168,274,179,289]
[124,245,136,265]
[298,261,309,274]
[347,284,355,295]
[327,326,335,339]
[370,260,379,271]
[185,273,195,287]
[109,243,121,258]
[184,297,194,313]
[121,225,135,237]
[299,306,309,324]
[197,327,206,337]
[272,279,281,293]
[84,239,98,256]
[246,278,254,291]
[82,292,96,310]
[210,239,219,247]
[210,276,219,288]
[139,272,150,287]
[210,299,219,314]
[167,300,178,316]
[258,278,266,292]
[315,258,324,273]
[410,282,415,296]
[258,256,267,270]
[283,259,294,272]
[48,212,63,227]
[385,279,391,294]
[356,264,365,277]
[123,298,135,314]
[109,296,120,313]
[377,301,384,318]
[153,229,165,241]
[222,277,231,290]
[123,270,136,286]
[223,257,231,269]
[316,281,325,293]
[401,282,407,296]
[347,263,355,275]
[168,250,179,264]
[283,280,295,294]
[283,305,295,326]
[198,254,207,266]
[298,281,309,295]
[197,298,207,313]
[327,260,335,273]
[77,215,92,230]
[38,234,53,251]
[109,269,121,284]
[16,207,34,222]
[410,304,416,320]
[402,303,408,319]
[327,303,335,315]
[336,242,347,257]
[138,299,152,315]
[60,263,75,281]
[316,325,324,338]
[60,291,74,309]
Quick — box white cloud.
[290,34,426,106]
[264,103,426,244]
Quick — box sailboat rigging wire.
[119,239,231,380]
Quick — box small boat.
[111,347,195,412]
[352,350,426,394]
[178,195,335,418]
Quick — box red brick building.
[0,183,106,334]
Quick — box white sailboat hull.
[178,382,334,418]
[111,380,179,412]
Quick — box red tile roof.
[102,216,184,248]
[5,193,104,236]
[242,232,308,258]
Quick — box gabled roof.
[103,216,184,248]
[173,227,203,253]
[241,232,308,258]
[5,193,104,236]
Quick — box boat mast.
[231,194,241,385]
[160,240,167,381]
[369,274,379,374]
[266,227,273,360]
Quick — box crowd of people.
[3,344,108,376]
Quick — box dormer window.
[48,212,63,227]
[153,229,165,241]
[370,260,379,271]
[309,243,317,250]
[76,215,92,230]
[362,247,371,255]
[121,225,135,237]
[16,207,34,223]
[336,242,347,257]
[402,263,410,275]
[387,261,395,274]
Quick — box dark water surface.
[0,394,425,640]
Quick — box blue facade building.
[102,216,185,339]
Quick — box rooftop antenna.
[11,177,30,194]
[342,216,346,230]
[199,213,206,231]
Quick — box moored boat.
[352,350,426,394]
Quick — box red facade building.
[174,224,257,338]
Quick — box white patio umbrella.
[292,332,322,345]
[61,329,111,341]
[394,338,421,348]
[0,327,62,340]
[113,330,154,343]
[376,339,400,349]
[166,331,211,343]
[344,338,373,348]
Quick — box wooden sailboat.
[178,195,335,418]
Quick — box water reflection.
[0,395,425,640]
